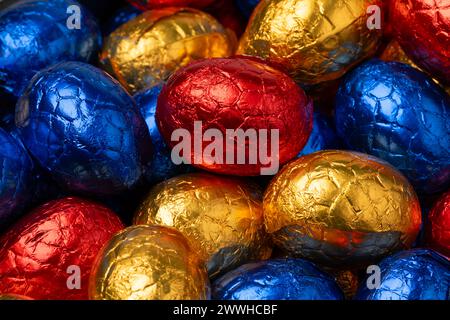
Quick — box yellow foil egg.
[263,150,422,268]
[89,225,210,300]
[237,0,384,85]
[100,7,235,93]
[134,173,271,278]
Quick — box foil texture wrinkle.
[237,0,384,85]
[0,197,124,300]
[0,127,34,230]
[0,0,101,100]
[426,191,450,258]
[134,173,271,278]
[89,225,210,300]
[390,0,450,85]
[101,7,234,94]
[15,61,153,196]
[380,40,450,96]
[335,60,450,193]
[212,258,344,300]
[156,57,313,176]
[356,249,450,300]
[263,150,422,268]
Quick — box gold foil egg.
[263,150,422,268]
[89,225,210,300]
[237,0,384,85]
[134,173,271,278]
[100,7,235,93]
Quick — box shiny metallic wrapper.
[101,7,234,93]
[89,225,210,300]
[356,249,450,300]
[380,40,450,96]
[389,0,450,86]
[426,191,450,258]
[134,173,271,278]
[237,0,384,85]
[0,197,124,300]
[263,150,422,268]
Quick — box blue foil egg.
[15,61,152,196]
[212,258,344,300]
[335,60,450,193]
[298,112,341,157]
[134,83,192,184]
[103,5,141,36]
[235,0,260,17]
[0,0,101,100]
[356,249,450,300]
[0,127,34,230]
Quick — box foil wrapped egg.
[100,7,234,94]
[128,0,215,10]
[335,59,450,193]
[0,197,124,300]
[389,0,450,85]
[156,57,313,176]
[297,112,341,157]
[0,128,34,230]
[134,83,193,184]
[89,225,210,300]
[263,150,422,268]
[134,173,271,278]
[426,191,450,258]
[212,258,344,300]
[0,0,101,100]
[237,0,384,85]
[15,61,152,196]
[356,249,450,300]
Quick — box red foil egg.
[389,0,450,85]
[128,0,215,10]
[0,197,124,300]
[426,191,450,258]
[156,57,313,176]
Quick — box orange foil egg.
[89,225,210,300]
[237,0,384,85]
[101,7,234,93]
[263,150,422,268]
[134,173,271,278]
